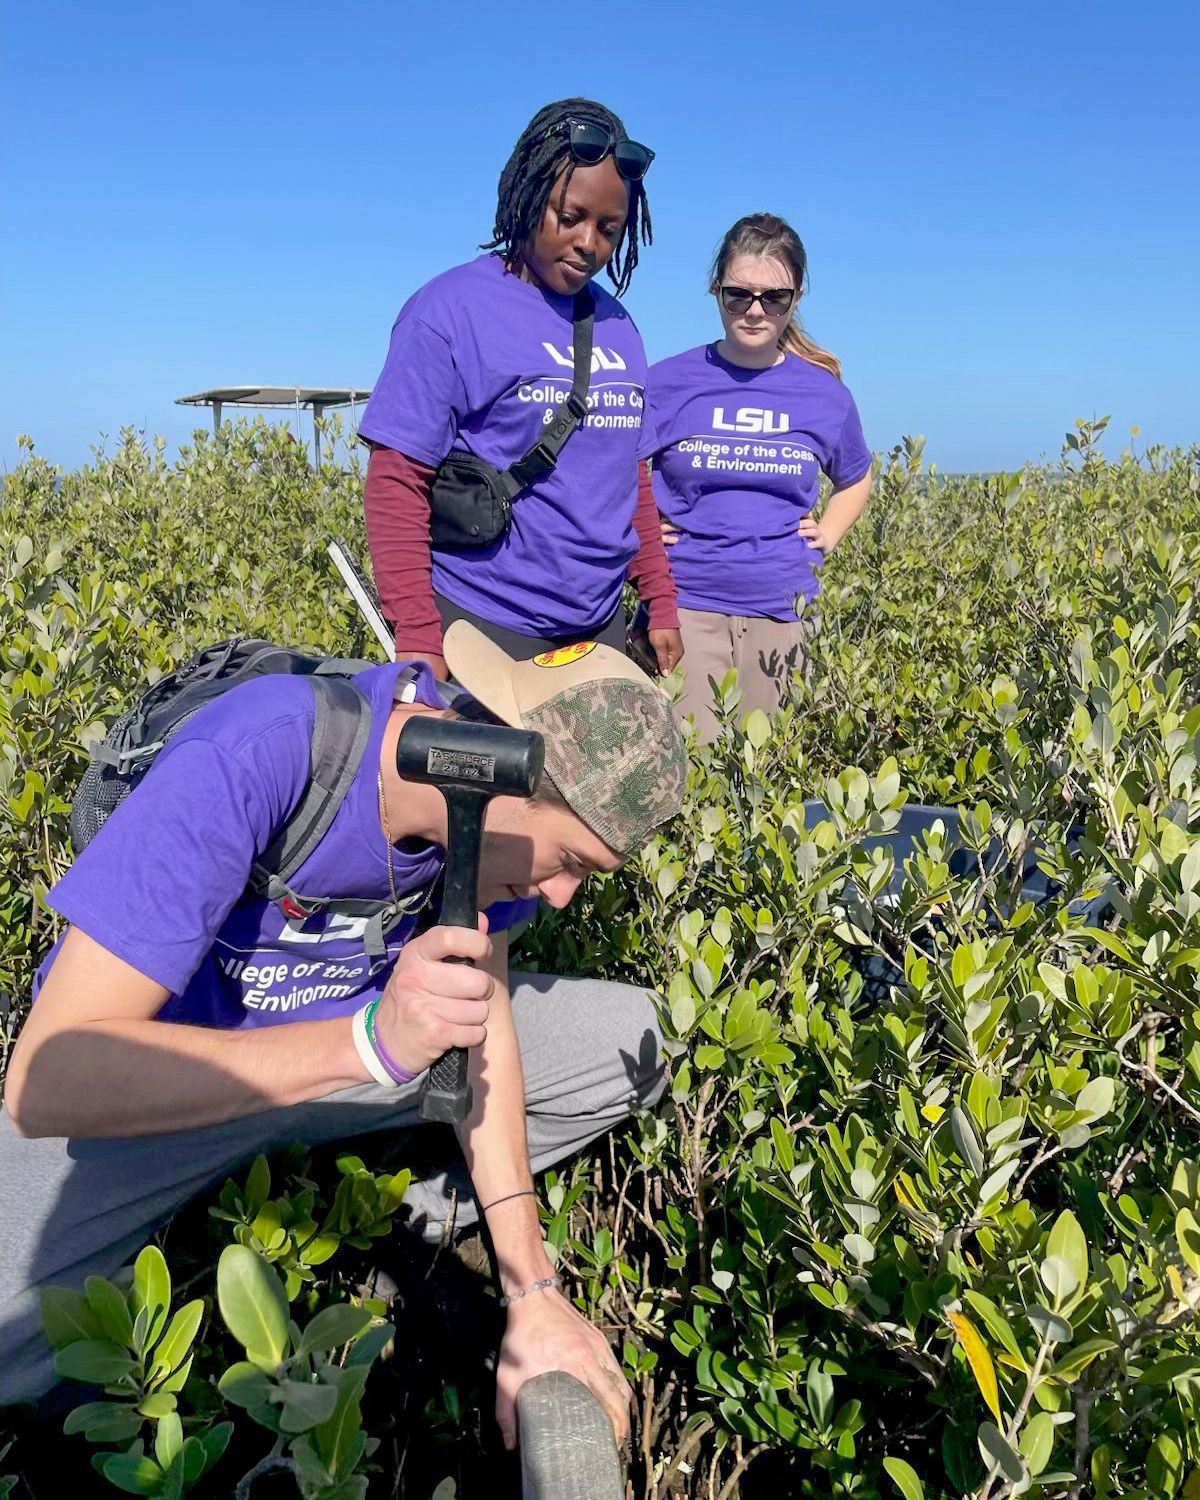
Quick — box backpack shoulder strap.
[249,675,372,893]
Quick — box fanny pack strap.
[497,290,595,502]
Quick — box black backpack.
[72,638,445,967]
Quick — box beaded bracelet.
[499,1274,563,1308]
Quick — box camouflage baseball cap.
[442,622,687,856]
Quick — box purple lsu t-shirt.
[644,344,872,619]
[37,662,535,1029]
[358,254,651,636]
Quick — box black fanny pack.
[428,290,595,551]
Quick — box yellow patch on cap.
[532,642,598,668]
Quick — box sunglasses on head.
[562,118,655,181]
[719,285,796,315]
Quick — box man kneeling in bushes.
[0,623,687,1449]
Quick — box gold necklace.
[377,769,399,905]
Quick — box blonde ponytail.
[780,319,842,380]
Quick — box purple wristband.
[364,1001,421,1085]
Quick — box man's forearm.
[9,1014,368,1139]
[456,964,553,1294]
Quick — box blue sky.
[2,0,1197,474]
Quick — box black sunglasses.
[562,118,655,181]
[719,285,796,315]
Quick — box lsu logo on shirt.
[543,342,628,373]
[712,406,790,435]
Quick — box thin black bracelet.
[479,1188,538,1214]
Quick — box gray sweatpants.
[0,973,664,1408]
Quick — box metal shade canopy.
[175,386,371,468]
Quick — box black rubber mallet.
[395,715,544,1123]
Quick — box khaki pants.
[673,607,811,742]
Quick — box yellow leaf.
[921,1104,945,1123]
[997,1351,1029,1375]
[948,1309,1003,1422]
[1167,1264,1193,1307]
[894,1178,917,1209]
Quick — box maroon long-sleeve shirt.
[363,446,679,657]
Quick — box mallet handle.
[419,789,488,1124]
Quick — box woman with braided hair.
[360,99,682,678]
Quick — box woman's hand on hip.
[797,515,833,555]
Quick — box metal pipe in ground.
[518,1372,624,1500]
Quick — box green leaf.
[669,987,696,1035]
[295,1304,373,1358]
[137,1392,178,1420]
[770,1118,795,1173]
[1074,1076,1115,1123]
[290,1436,335,1494]
[156,1355,194,1397]
[1085,712,1115,755]
[344,1323,394,1369]
[244,1155,271,1211]
[278,1378,340,1433]
[41,1287,103,1349]
[1026,1306,1072,1344]
[147,1300,204,1384]
[1139,1354,1200,1386]
[744,710,771,749]
[98,1443,165,1497]
[898,1084,921,1138]
[1148,1431,1184,1498]
[950,1106,984,1176]
[1039,1255,1079,1306]
[1046,1209,1089,1291]
[218,1361,276,1411]
[63,1401,144,1443]
[977,1420,1024,1483]
[313,1366,370,1480]
[1020,1411,1054,1476]
[217,1245,289,1365]
[131,1246,171,1353]
[1050,1338,1117,1382]
[154,1412,183,1470]
[197,1423,234,1478]
[806,1365,833,1428]
[85,1276,135,1350]
[54,1340,137,1386]
[1176,1208,1200,1275]
[882,1456,925,1500]
[850,1167,876,1198]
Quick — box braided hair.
[483,98,652,298]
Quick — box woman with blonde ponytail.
[642,213,872,740]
